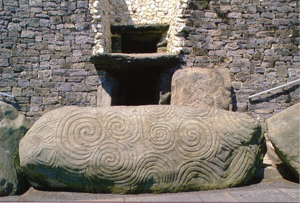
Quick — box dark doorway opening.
[111,25,169,54]
[112,71,160,106]
[121,34,162,53]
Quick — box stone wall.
[0,0,299,130]
[0,0,99,121]
[90,0,112,54]
[90,0,186,54]
[179,0,299,130]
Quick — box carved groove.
[19,105,263,193]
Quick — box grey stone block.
[267,104,300,179]
[7,23,22,32]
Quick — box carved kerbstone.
[20,105,264,193]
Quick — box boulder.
[0,101,32,157]
[171,68,232,110]
[0,147,18,196]
[20,105,264,193]
[267,103,300,179]
[0,101,32,195]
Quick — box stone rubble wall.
[0,0,299,130]
[179,0,299,131]
[0,0,100,122]
[90,0,112,54]
[108,0,176,26]
[91,0,185,54]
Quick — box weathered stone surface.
[0,101,32,195]
[267,103,300,179]
[20,105,264,193]
[0,101,32,157]
[171,68,232,110]
[0,0,299,124]
[90,53,179,73]
[0,147,18,196]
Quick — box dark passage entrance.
[111,25,170,54]
[91,24,178,106]
[113,71,160,105]
[121,34,162,53]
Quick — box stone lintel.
[111,24,170,34]
[90,53,179,73]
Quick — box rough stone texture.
[171,68,232,110]
[0,147,18,196]
[266,103,300,179]
[0,101,32,158]
[0,101,32,195]
[0,0,298,128]
[20,105,265,194]
[90,53,179,72]
[179,0,300,132]
[0,0,97,122]
[89,0,182,54]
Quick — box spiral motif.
[177,106,215,119]
[176,120,216,159]
[91,141,135,184]
[104,111,140,143]
[144,122,176,152]
[131,152,175,187]
[176,160,218,187]
[216,111,260,147]
[19,133,39,159]
[223,147,255,182]
[56,112,104,172]
[143,105,175,119]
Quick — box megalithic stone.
[0,101,32,195]
[0,147,18,196]
[19,105,265,194]
[267,103,300,179]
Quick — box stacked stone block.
[179,0,299,130]
[0,0,299,129]
[0,0,99,121]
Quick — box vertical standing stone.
[267,103,300,179]
[171,68,232,110]
[97,77,114,107]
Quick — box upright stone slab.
[20,105,264,194]
[267,103,300,179]
[171,68,232,110]
[0,147,18,196]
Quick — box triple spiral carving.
[19,105,262,193]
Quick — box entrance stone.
[171,68,232,110]
[20,105,264,193]
[267,103,300,179]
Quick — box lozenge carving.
[19,105,265,193]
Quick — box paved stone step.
[0,179,298,202]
